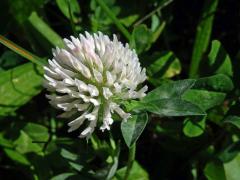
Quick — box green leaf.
[193,74,233,92]
[144,79,195,102]
[183,116,206,137]
[182,89,226,111]
[150,15,166,43]
[207,40,233,76]
[56,0,81,23]
[9,0,47,24]
[147,51,181,82]
[0,51,22,70]
[4,148,30,166]
[23,123,49,142]
[119,14,139,27]
[14,130,43,154]
[218,141,240,162]
[121,113,148,148]
[0,133,13,148]
[223,116,240,129]
[95,0,131,41]
[60,148,83,171]
[0,63,43,116]
[204,160,226,180]
[51,173,92,180]
[28,11,64,47]
[142,99,205,116]
[51,173,76,180]
[130,24,152,54]
[189,0,219,77]
[224,154,240,180]
[113,161,149,180]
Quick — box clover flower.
[44,32,147,138]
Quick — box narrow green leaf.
[60,148,83,171]
[189,0,219,77]
[106,144,120,180]
[51,173,75,180]
[119,14,139,27]
[95,0,131,41]
[207,40,233,76]
[4,148,30,166]
[56,0,80,23]
[0,63,43,116]
[28,11,64,47]
[121,113,148,148]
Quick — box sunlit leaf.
[207,40,233,76]
[113,161,149,180]
[204,160,226,180]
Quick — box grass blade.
[189,0,219,78]
[0,35,45,66]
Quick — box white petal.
[103,87,113,99]
[88,84,99,97]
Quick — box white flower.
[44,32,147,139]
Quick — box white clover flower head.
[44,31,147,139]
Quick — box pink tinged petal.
[63,38,75,50]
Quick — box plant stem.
[95,0,131,41]
[124,143,136,180]
[0,35,45,66]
